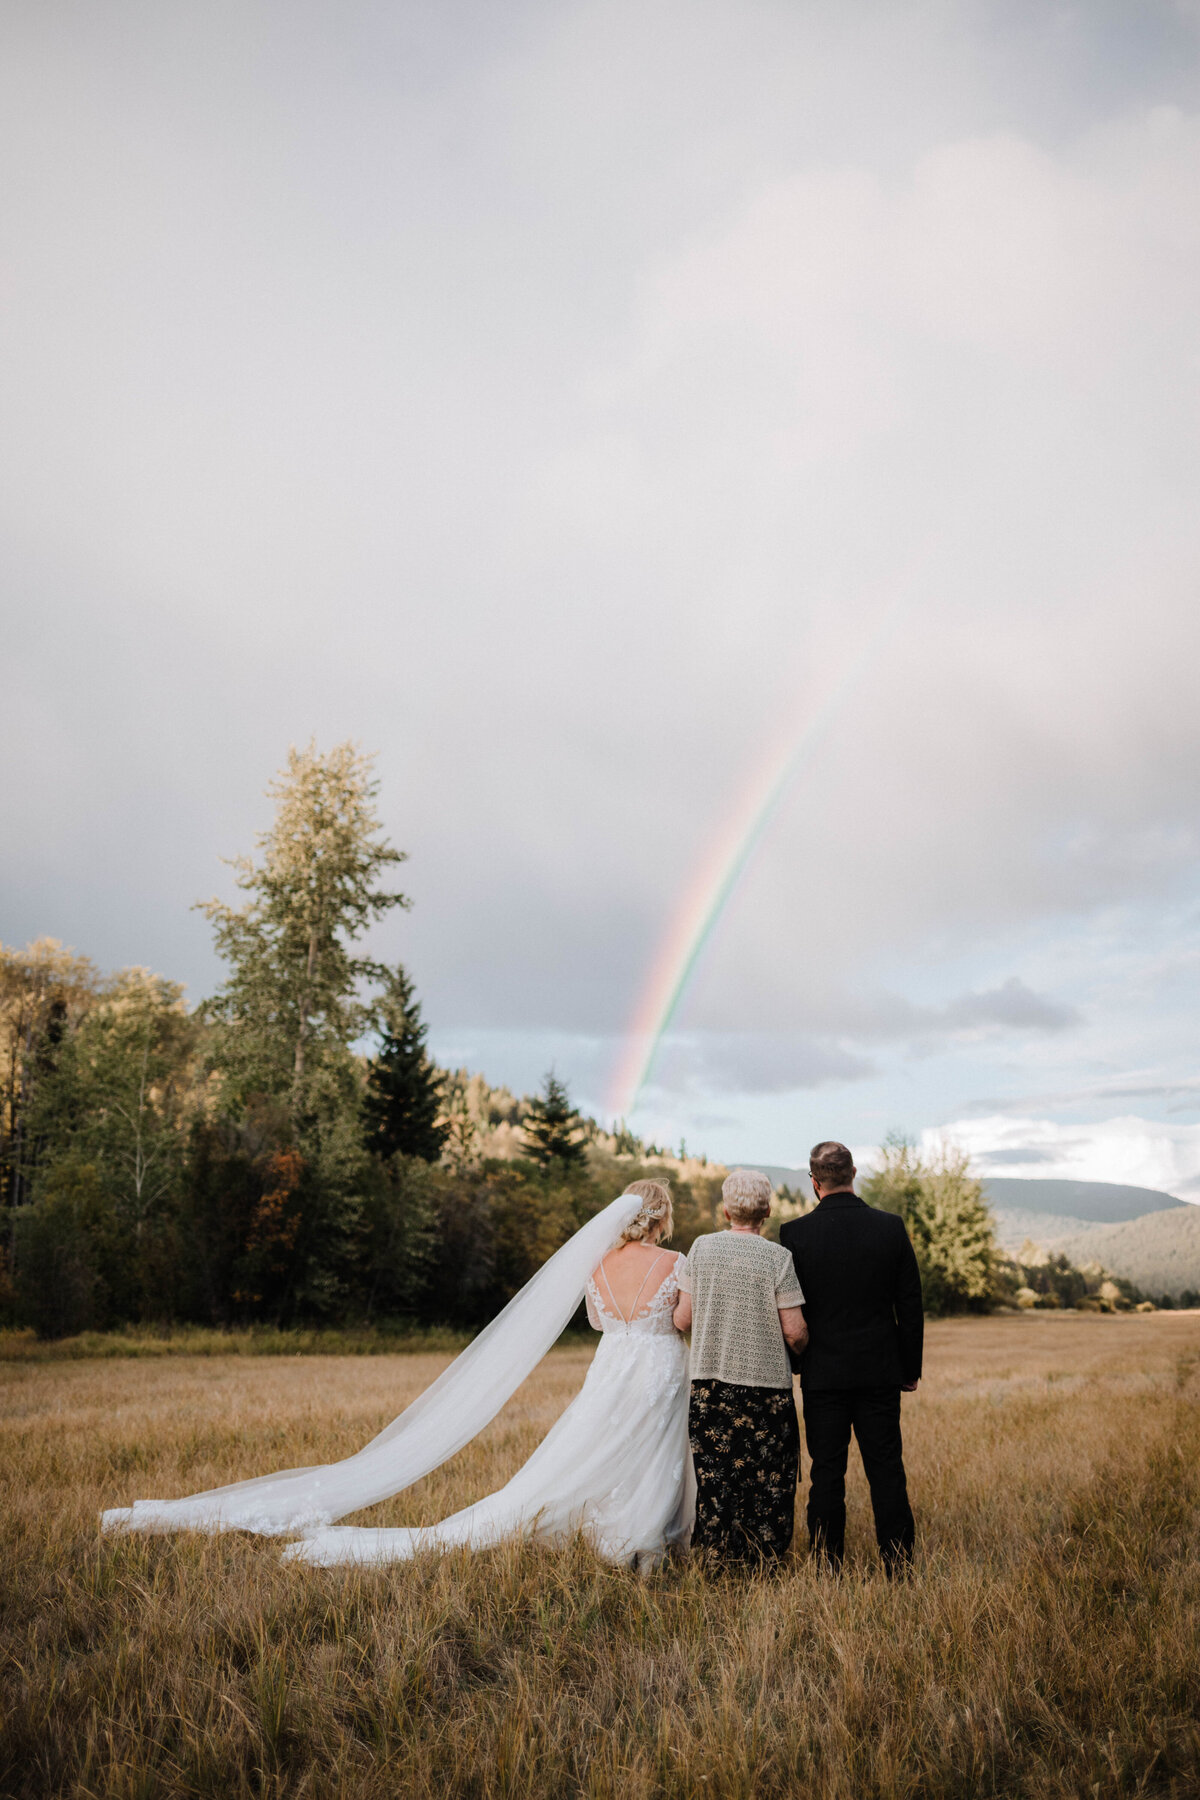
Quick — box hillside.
[1041,1207,1200,1302]
[749,1169,1185,1222]
[981,1178,1193,1266]
[988,1208,1106,1254]
[980,1177,1186,1222]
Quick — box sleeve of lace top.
[585,1282,603,1331]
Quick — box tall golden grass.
[0,1324,474,1364]
[2,1313,1198,1798]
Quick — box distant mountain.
[960,1178,1199,1295]
[980,1177,1187,1223]
[989,1209,1107,1254]
[745,1164,813,1197]
[1042,1208,1200,1301]
[749,1169,1187,1223]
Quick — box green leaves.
[198,740,409,1123]
[862,1134,999,1314]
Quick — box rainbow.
[608,583,919,1122]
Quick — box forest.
[0,744,1141,1340]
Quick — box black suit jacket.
[779,1193,923,1389]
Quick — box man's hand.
[900,1379,919,1393]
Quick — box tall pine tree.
[522,1070,586,1170]
[362,968,447,1163]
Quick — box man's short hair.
[722,1167,773,1225]
[809,1140,855,1191]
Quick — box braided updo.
[616,1178,673,1245]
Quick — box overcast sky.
[5,0,1200,1188]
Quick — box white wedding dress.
[102,1190,694,1569]
[289,1251,693,1568]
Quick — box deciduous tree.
[861,1134,998,1314]
[20,969,202,1323]
[0,939,99,1213]
[199,741,409,1122]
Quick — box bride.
[103,1180,693,1569]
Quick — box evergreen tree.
[522,1070,586,1171]
[362,968,447,1163]
[610,1118,643,1157]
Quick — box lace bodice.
[586,1253,684,1337]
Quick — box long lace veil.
[102,1188,644,1538]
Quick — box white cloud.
[925,1115,1200,1200]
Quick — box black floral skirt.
[689,1379,800,1566]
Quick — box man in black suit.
[779,1139,923,1574]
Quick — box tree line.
[0,745,730,1339]
[2,742,1147,1340]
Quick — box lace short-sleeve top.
[678,1231,804,1390]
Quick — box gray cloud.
[654,1033,877,1099]
[2,1,1199,1154]
[942,978,1079,1034]
[640,978,1074,1103]
[677,979,1079,1055]
[977,1146,1055,1166]
[961,1076,1200,1119]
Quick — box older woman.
[674,1168,807,1566]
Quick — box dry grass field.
[2,1313,1199,1799]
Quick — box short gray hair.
[722,1167,773,1225]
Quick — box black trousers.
[801,1386,914,1573]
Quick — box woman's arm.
[778,1304,808,1352]
[585,1285,603,1331]
[672,1253,692,1331]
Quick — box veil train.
[102,1190,644,1540]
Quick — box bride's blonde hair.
[616,1178,673,1245]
